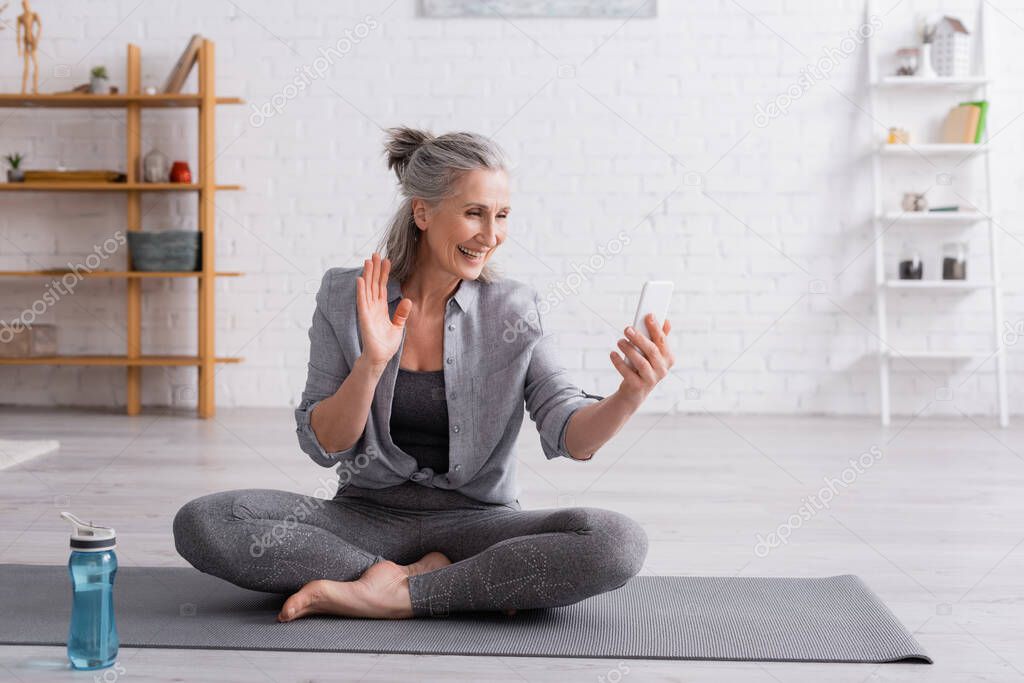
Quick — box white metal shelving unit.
[866,0,1008,427]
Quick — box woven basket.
[127,230,200,271]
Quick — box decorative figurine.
[931,16,971,77]
[901,192,928,212]
[143,148,170,183]
[16,0,42,95]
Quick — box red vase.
[169,161,192,184]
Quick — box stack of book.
[941,101,989,143]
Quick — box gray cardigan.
[294,266,601,507]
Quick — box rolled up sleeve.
[523,293,601,460]
[294,270,359,467]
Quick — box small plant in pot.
[90,66,110,94]
[5,153,25,182]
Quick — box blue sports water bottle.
[61,511,118,670]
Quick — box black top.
[390,368,450,474]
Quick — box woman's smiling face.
[413,168,510,280]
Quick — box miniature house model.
[931,16,971,77]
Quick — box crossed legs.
[172,488,648,620]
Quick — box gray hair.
[377,126,509,284]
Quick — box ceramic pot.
[90,76,110,94]
[169,161,192,184]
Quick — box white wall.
[1,0,1022,419]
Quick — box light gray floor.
[1,406,1021,682]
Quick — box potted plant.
[90,66,110,94]
[5,153,25,182]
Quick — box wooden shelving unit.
[0,40,242,418]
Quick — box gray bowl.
[127,230,201,271]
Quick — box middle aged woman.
[173,127,675,621]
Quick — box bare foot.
[277,553,519,621]
[277,560,414,622]
[401,551,451,577]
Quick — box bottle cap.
[60,512,116,552]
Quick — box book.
[960,100,989,143]
[941,104,981,144]
[162,34,204,94]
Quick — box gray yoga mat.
[0,564,930,663]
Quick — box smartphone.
[625,280,674,368]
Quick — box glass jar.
[899,243,923,280]
[942,242,967,280]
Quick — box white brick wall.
[2,0,1023,420]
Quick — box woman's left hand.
[609,314,674,407]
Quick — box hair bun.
[384,126,433,181]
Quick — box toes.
[277,595,302,622]
[277,580,326,622]
[278,592,309,622]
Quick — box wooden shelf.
[0,270,242,278]
[0,94,243,108]
[881,211,985,225]
[0,182,241,192]
[0,355,242,366]
[0,41,239,418]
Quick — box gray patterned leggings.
[172,481,648,617]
